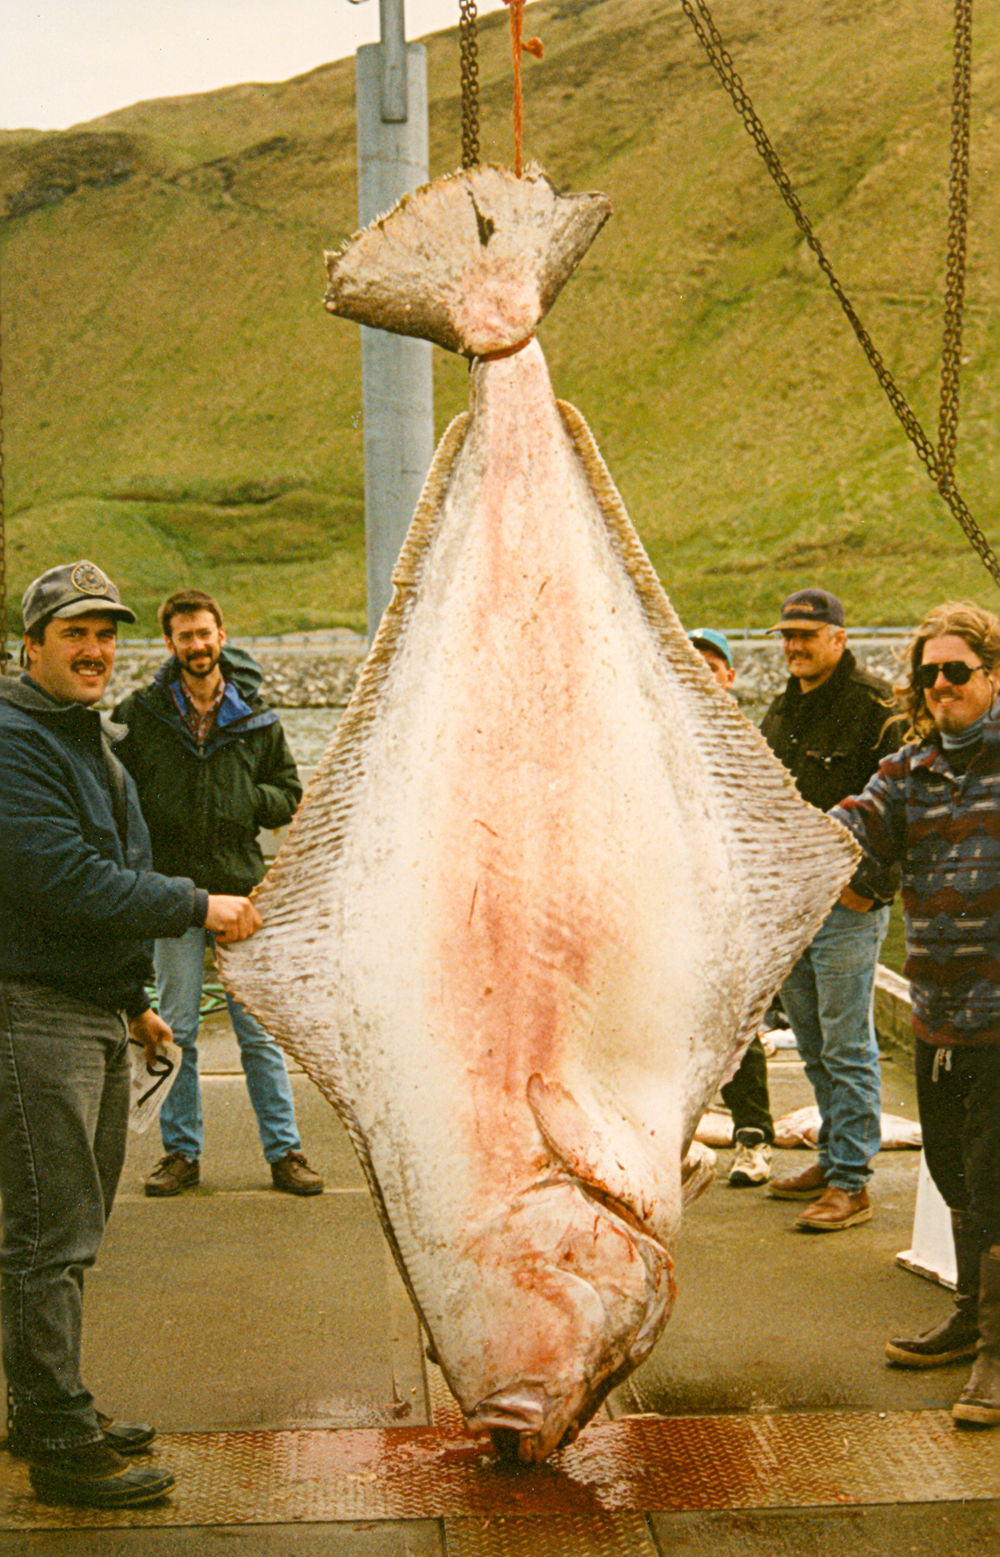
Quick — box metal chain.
[679,0,1000,588]
[939,0,972,482]
[0,269,7,670]
[459,0,480,168]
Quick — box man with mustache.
[0,562,260,1507]
[113,589,323,1199]
[761,588,902,1231]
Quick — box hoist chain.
[459,0,480,168]
[679,0,1000,590]
[939,0,972,483]
[0,269,7,670]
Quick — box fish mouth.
[466,1384,582,1464]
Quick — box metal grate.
[1,1410,997,1534]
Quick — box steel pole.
[355,3,433,642]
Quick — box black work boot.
[28,1441,174,1508]
[885,1211,980,1367]
[953,1248,1000,1428]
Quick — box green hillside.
[0,0,997,636]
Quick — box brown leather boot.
[953,1248,1000,1427]
[886,1211,980,1367]
[270,1150,324,1196]
[795,1185,872,1232]
[766,1162,828,1200]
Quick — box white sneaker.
[729,1128,772,1186]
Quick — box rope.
[503,0,543,176]
[679,0,999,589]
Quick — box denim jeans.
[154,927,300,1163]
[0,980,129,1450]
[779,901,888,1194]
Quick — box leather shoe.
[144,1153,199,1197]
[270,1150,323,1196]
[28,1441,174,1508]
[766,1162,828,1200]
[796,1185,872,1232]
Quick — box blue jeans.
[0,980,129,1450]
[779,902,888,1194]
[154,927,300,1164]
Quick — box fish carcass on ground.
[218,164,860,1463]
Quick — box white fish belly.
[220,336,857,1454]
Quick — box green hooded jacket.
[113,646,301,896]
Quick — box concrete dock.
[1,1011,998,1555]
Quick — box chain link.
[0,268,7,670]
[939,0,972,482]
[459,0,480,168]
[679,0,999,589]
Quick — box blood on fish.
[218,163,860,1464]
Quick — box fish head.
[442,1178,674,1463]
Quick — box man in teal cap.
[689,628,776,1186]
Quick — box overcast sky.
[3,0,509,131]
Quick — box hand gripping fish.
[219,164,859,1463]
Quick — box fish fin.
[324,164,611,356]
[526,1073,673,1239]
[681,1141,717,1206]
[555,395,861,1131]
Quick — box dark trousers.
[0,980,129,1450]
[915,1040,1000,1247]
[720,1037,774,1143]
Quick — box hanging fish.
[218,164,859,1463]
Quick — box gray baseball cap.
[21,561,137,635]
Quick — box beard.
[180,648,221,679]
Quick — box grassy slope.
[0,0,997,635]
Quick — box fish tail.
[324,163,611,357]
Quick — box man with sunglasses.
[833,600,1000,1428]
[761,588,902,1231]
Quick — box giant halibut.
[219,164,859,1462]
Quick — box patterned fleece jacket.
[831,712,1000,1048]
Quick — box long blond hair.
[897,600,1000,741]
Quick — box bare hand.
[204,895,262,943]
[129,1007,173,1065]
[840,885,874,913]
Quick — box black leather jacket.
[761,648,903,816]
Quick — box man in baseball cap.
[0,560,261,1507]
[760,585,902,1231]
[688,627,776,1186]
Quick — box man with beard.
[114,589,323,1198]
[834,600,1000,1426]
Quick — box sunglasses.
[914,659,985,690]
